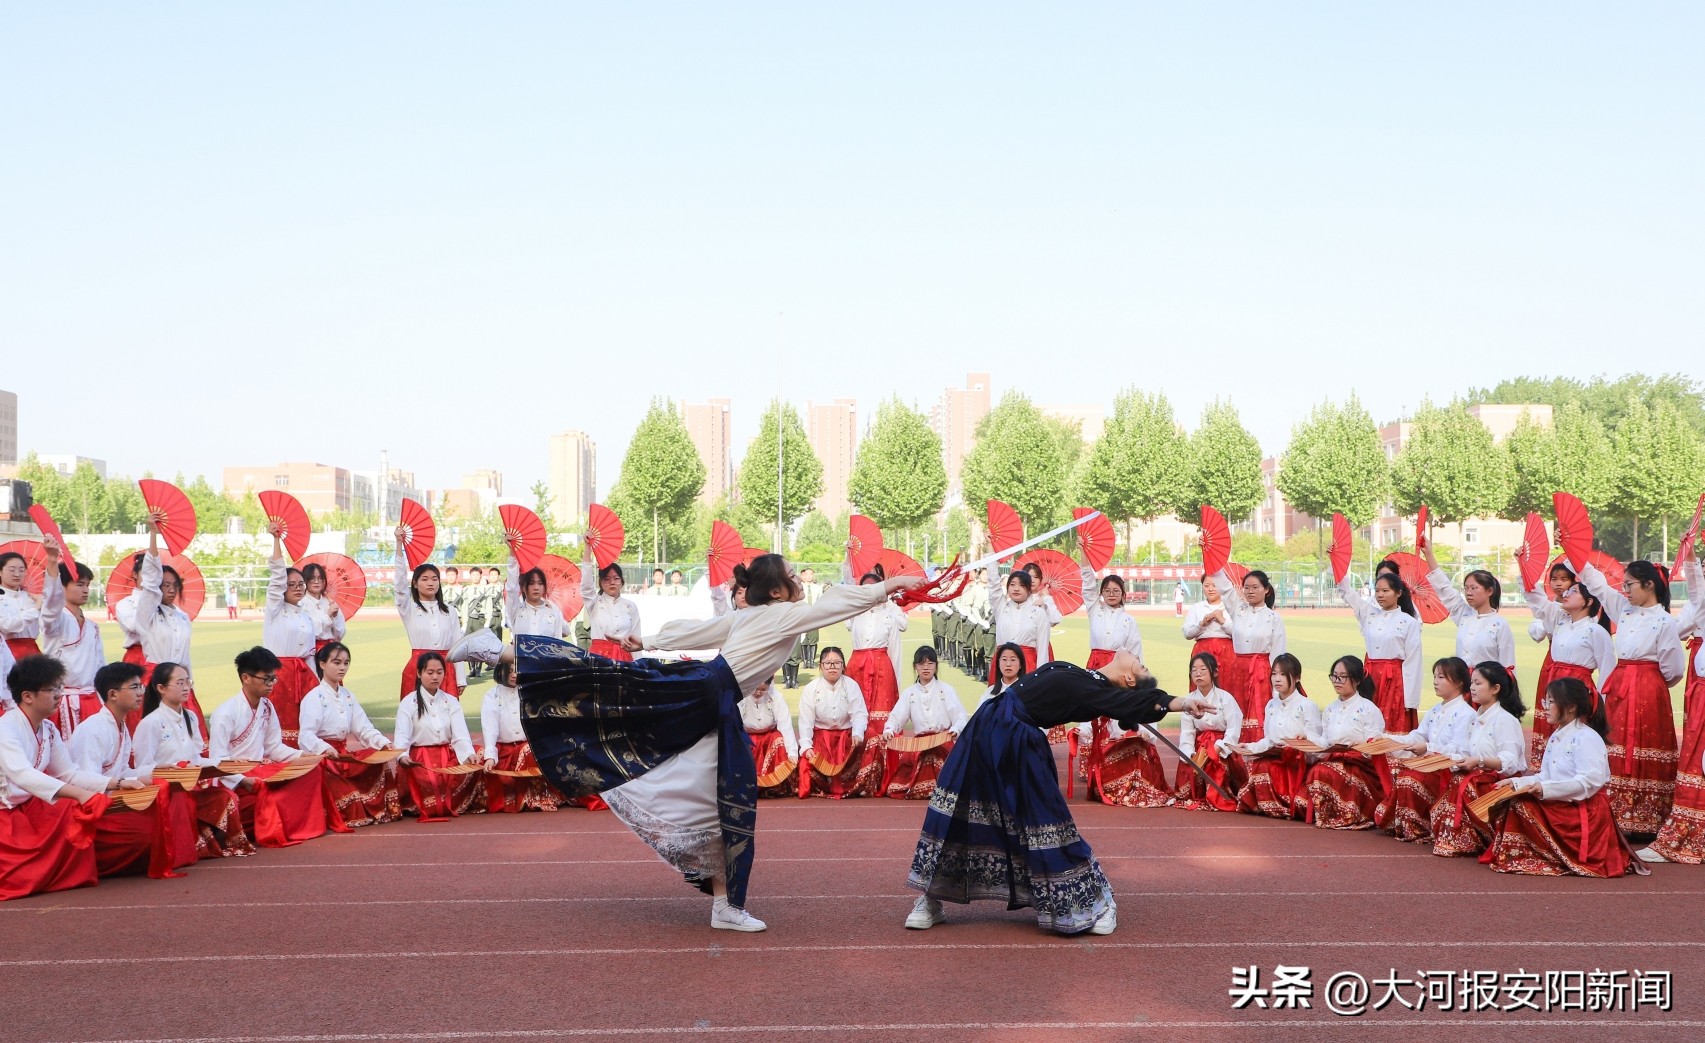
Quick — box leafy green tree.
[178,474,238,534]
[616,398,708,561]
[961,392,1070,534]
[1179,401,1265,526]
[796,510,837,553]
[1613,399,1705,558]
[1074,388,1186,555]
[1230,532,1284,562]
[1552,403,1618,515]
[106,477,146,534]
[530,480,554,527]
[1391,400,1513,542]
[1500,410,1563,521]
[1465,373,1705,439]
[943,506,971,558]
[737,401,823,548]
[847,398,946,533]
[1046,416,1086,478]
[1276,395,1390,529]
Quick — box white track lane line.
[186,853,1449,870]
[8,938,1705,967]
[312,824,1328,837]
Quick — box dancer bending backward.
[581,545,640,661]
[1574,556,1684,838]
[1641,551,1705,864]
[904,655,1212,936]
[1209,567,1286,745]
[1231,653,1321,820]
[1338,569,1423,731]
[1375,657,1477,843]
[460,556,924,933]
[1483,677,1640,877]
[1523,568,1614,768]
[843,550,908,796]
[1428,662,1528,858]
[1172,652,1243,811]
[393,531,462,699]
[1078,570,1144,791]
[1302,656,1392,830]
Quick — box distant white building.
[37,454,108,479]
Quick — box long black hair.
[1375,573,1419,619]
[1271,652,1306,699]
[300,561,328,595]
[144,662,196,734]
[1473,661,1526,720]
[735,554,800,606]
[412,651,447,719]
[410,563,448,614]
[1547,676,1608,737]
[1432,656,1471,697]
[1189,651,1220,689]
[1331,655,1377,700]
[1623,560,1671,611]
[1568,583,1614,633]
[1464,569,1502,610]
[1243,569,1276,609]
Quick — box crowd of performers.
[3,518,1704,939]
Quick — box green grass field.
[185,609,1595,734]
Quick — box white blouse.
[580,550,642,643]
[208,696,299,763]
[1245,692,1323,755]
[0,585,41,640]
[479,683,527,761]
[1338,578,1424,709]
[393,544,463,651]
[264,557,317,661]
[66,708,144,780]
[297,682,389,755]
[41,573,104,690]
[1177,685,1243,756]
[1181,599,1231,641]
[1463,703,1527,776]
[1081,566,1143,658]
[848,599,908,681]
[1578,561,1686,683]
[1397,696,1476,758]
[1524,583,1617,688]
[506,555,569,639]
[1523,718,1611,801]
[1429,567,1515,669]
[1308,694,1386,751]
[0,711,106,807]
[739,687,799,759]
[987,568,1058,666]
[395,689,475,761]
[886,679,969,737]
[1211,570,1287,659]
[114,552,193,664]
[797,676,868,747]
[132,704,214,769]
[299,593,347,643]
[1685,558,1705,674]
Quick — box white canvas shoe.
[448,628,502,666]
[1635,846,1669,863]
[1089,900,1117,936]
[711,905,768,932]
[905,896,945,930]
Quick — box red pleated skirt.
[94,788,184,880]
[800,727,860,799]
[0,797,101,900]
[1601,658,1677,835]
[1366,657,1410,731]
[1173,730,1243,811]
[318,738,403,829]
[1234,652,1271,743]
[848,649,898,796]
[1483,790,1635,877]
[1530,648,1559,768]
[884,733,953,800]
[183,784,257,858]
[399,648,460,700]
[589,638,633,662]
[239,764,330,846]
[749,729,796,799]
[1093,733,1172,808]
[484,740,561,813]
[1376,761,1452,842]
[399,744,484,821]
[1652,650,1705,862]
[1191,637,1235,674]
[1429,769,1504,857]
[1305,752,1387,830]
[271,656,317,744]
[1238,747,1308,820]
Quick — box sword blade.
[965,510,1102,572]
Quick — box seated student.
[1081,640,1172,810]
[131,662,254,859]
[740,673,800,799]
[883,646,969,800]
[1231,653,1321,820]
[480,660,561,813]
[796,646,868,799]
[1172,652,1244,811]
[208,646,329,846]
[1374,657,1476,843]
[68,661,201,877]
[395,651,484,822]
[1483,677,1640,877]
[297,642,402,829]
[1429,662,1528,858]
[1302,656,1391,830]
[0,655,153,900]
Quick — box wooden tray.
[1467,784,1521,822]
[106,787,161,811]
[756,759,796,788]
[425,763,483,776]
[1356,737,1407,756]
[488,767,542,778]
[1281,737,1325,753]
[1403,753,1457,772]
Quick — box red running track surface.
[2,746,1702,1043]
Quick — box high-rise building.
[680,398,733,505]
[928,373,990,497]
[808,399,858,518]
[0,389,16,468]
[461,469,503,496]
[224,462,372,516]
[547,431,596,527]
[37,454,107,479]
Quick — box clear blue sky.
[3,4,1700,497]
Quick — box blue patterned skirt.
[516,636,758,907]
[906,688,1112,934]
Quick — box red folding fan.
[1224,561,1250,590]
[499,504,547,574]
[1073,507,1115,573]
[1552,492,1593,570]
[847,514,883,578]
[104,551,206,620]
[27,505,76,579]
[986,500,1023,558]
[1387,551,1447,624]
[538,553,584,620]
[585,504,624,569]
[397,498,436,570]
[878,548,927,582]
[1415,504,1430,552]
[258,490,312,562]
[0,540,48,595]
[1548,551,1624,595]
[706,521,744,586]
[1016,548,1084,615]
[1199,505,1231,578]
[1675,492,1705,575]
[298,552,368,620]
[1330,513,1353,585]
[137,479,198,556]
[1516,513,1549,592]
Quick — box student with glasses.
[207,646,328,846]
[1302,656,1391,830]
[132,661,255,859]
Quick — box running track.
[3,751,1700,1043]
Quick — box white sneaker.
[711,905,768,932]
[449,628,502,666]
[1635,846,1669,864]
[905,895,945,930]
[1089,900,1117,936]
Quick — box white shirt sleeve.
[0,732,73,802]
[393,542,411,612]
[885,684,915,736]
[771,690,799,760]
[846,679,869,739]
[1403,618,1424,709]
[449,702,476,763]
[796,685,817,753]
[266,556,287,621]
[262,704,300,762]
[296,692,331,755]
[480,689,499,762]
[394,699,417,751]
[1540,731,1611,802]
